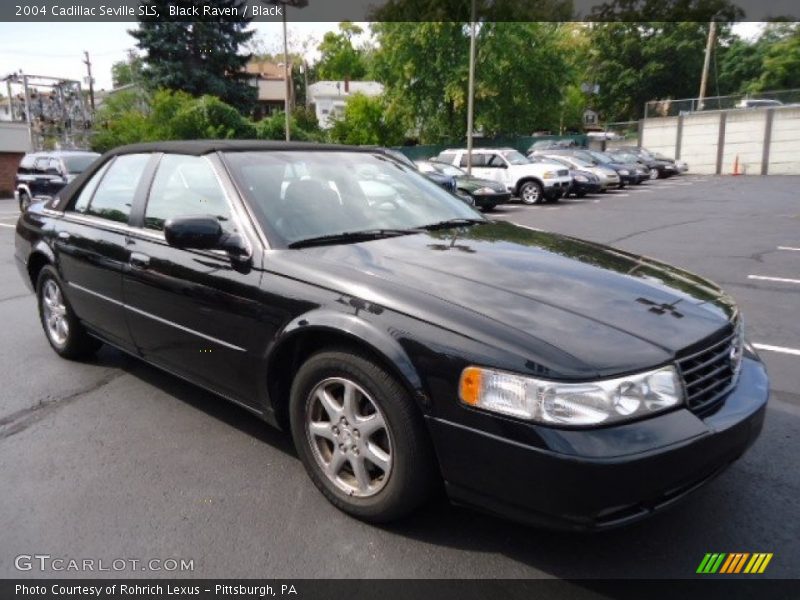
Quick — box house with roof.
[307,80,384,129]
[245,60,295,120]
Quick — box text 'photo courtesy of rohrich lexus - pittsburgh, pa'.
[14,141,768,530]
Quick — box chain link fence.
[645,89,800,119]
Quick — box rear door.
[122,153,267,407]
[56,153,155,349]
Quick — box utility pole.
[465,0,477,175]
[697,20,716,112]
[83,51,95,112]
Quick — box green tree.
[328,93,405,145]
[91,90,256,153]
[371,22,579,142]
[255,107,324,142]
[111,50,144,88]
[316,22,368,80]
[587,21,737,120]
[130,1,256,112]
[751,25,800,91]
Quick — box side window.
[85,153,150,224]
[459,153,485,168]
[485,154,506,168]
[144,154,234,233]
[48,158,61,174]
[72,161,112,213]
[437,152,456,165]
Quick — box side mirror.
[164,216,223,250]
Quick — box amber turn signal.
[459,366,483,406]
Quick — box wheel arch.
[514,176,544,195]
[27,242,56,289]
[265,311,427,430]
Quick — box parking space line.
[778,246,800,252]
[753,343,800,357]
[748,275,800,285]
[0,223,15,228]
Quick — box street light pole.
[259,0,307,141]
[466,0,477,175]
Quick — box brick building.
[0,122,31,197]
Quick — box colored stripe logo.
[697,553,773,574]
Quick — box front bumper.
[472,191,511,208]
[430,357,768,531]
[569,181,602,195]
[543,178,572,198]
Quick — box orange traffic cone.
[732,155,741,176]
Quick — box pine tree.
[131,0,256,113]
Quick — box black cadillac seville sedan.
[14,141,768,530]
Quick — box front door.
[122,153,267,407]
[57,153,154,349]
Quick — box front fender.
[268,307,427,405]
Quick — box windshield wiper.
[288,228,419,249]
[419,218,486,231]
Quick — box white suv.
[435,148,572,204]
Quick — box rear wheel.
[36,266,101,359]
[289,350,438,522]
[518,181,544,205]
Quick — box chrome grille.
[676,321,742,416]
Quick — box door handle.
[129,252,150,269]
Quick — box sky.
[0,21,766,93]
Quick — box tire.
[289,350,438,522]
[518,181,544,205]
[576,191,587,198]
[18,190,31,212]
[480,204,497,213]
[36,265,102,360]
[649,168,659,180]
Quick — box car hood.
[455,175,507,193]
[279,221,737,378]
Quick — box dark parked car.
[613,146,681,179]
[536,156,602,197]
[584,150,649,185]
[15,141,768,530]
[415,160,511,211]
[366,146,460,197]
[15,150,100,211]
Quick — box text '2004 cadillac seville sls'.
[14,141,768,530]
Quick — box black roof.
[106,140,370,157]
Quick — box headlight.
[459,365,682,426]
[473,187,496,195]
[574,175,588,183]
[542,171,556,179]
[619,169,629,175]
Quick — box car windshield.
[224,151,482,247]
[501,150,530,165]
[62,154,99,173]
[613,153,640,163]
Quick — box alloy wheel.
[42,279,69,346]
[304,377,393,498]
[649,168,659,180]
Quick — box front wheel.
[649,168,659,180]
[518,181,544,205]
[36,266,101,359]
[289,350,438,522]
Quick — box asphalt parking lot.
[0,174,798,579]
